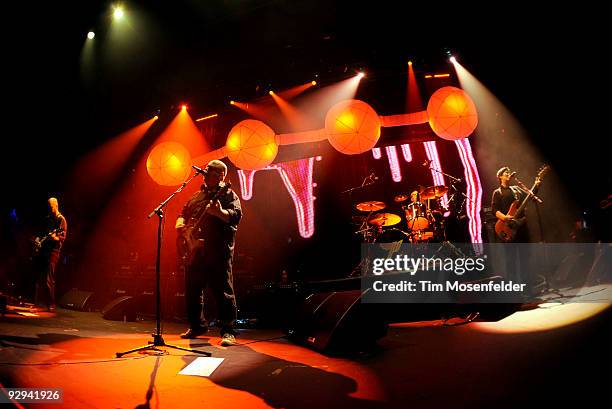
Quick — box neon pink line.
[237,169,257,200]
[454,139,483,244]
[385,146,402,182]
[400,144,412,162]
[372,147,382,159]
[267,157,316,238]
[423,141,449,209]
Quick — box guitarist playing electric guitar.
[493,165,549,242]
[175,160,242,346]
[34,197,67,312]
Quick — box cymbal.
[394,194,409,203]
[421,185,449,200]
[356,201,386,212]
[368,212,401,227]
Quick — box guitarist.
[175,160,242,346]
[491,166,529,243]
[34,197,67,312]
[491,167,534,296]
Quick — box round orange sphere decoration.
[146,141,192,186]
[427,86,478,140]
[325,99,381,155]
[225,119,278,170]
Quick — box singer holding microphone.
[175,160,242,346]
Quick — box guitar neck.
[515,182,541,217]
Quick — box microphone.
[509,171,517,178]
[369,172,379,181]
[422,159,430,167]
[192,165,207,174]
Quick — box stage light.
[153,115,159,121]
[230,100,235,105]
[408,61,413,66]
[113,6,124,20]
[87,31,95,40]
[196,113,218,122]
[357,72,365,79]
[311,80,317,86]
[181,104,187,111]
[449,56,457,64]
[269,90,274,95]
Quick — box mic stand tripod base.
[115,333,211,358]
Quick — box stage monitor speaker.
[286,289,387,353]
[59,288,94,311]
[101,296,137,322]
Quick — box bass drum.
[405,202,429,231]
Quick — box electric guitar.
[495,165,549,242]
[177,182,232,266]
[33,227,64,254]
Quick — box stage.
[1,294,610,408]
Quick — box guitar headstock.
[535,164,550,183]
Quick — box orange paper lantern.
[427,86,478,140]
[146,141,192,186]
[325,99,381,155]
[226,119,278,170]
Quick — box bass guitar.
[495,165,549,242]
[177,182,232,266]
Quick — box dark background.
[1,1,608,301]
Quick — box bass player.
[175,160,242,346]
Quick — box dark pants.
[35,249,60,308]
[185,254,237,334]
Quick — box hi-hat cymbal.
[356,201,386,212]
[421,185,449,200]
[368,212,401,227]
[394,194,409,203]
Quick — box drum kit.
[354,185,450,244]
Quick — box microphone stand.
[340,175,377,194]
[424,164,476,207]
[425,163,462,184]
[116,170,211,358]
[513,176,543,204]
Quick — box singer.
[491,166,527,239]
[175,159,242,346]
[491,166,534,292]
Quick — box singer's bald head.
[48,197,59,215]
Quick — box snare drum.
[405,202,429,231]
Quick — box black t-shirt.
[180,183,242,260]
[491,186,523,216]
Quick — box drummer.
[410,190,421,204]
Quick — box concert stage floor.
[1,296,610,408]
